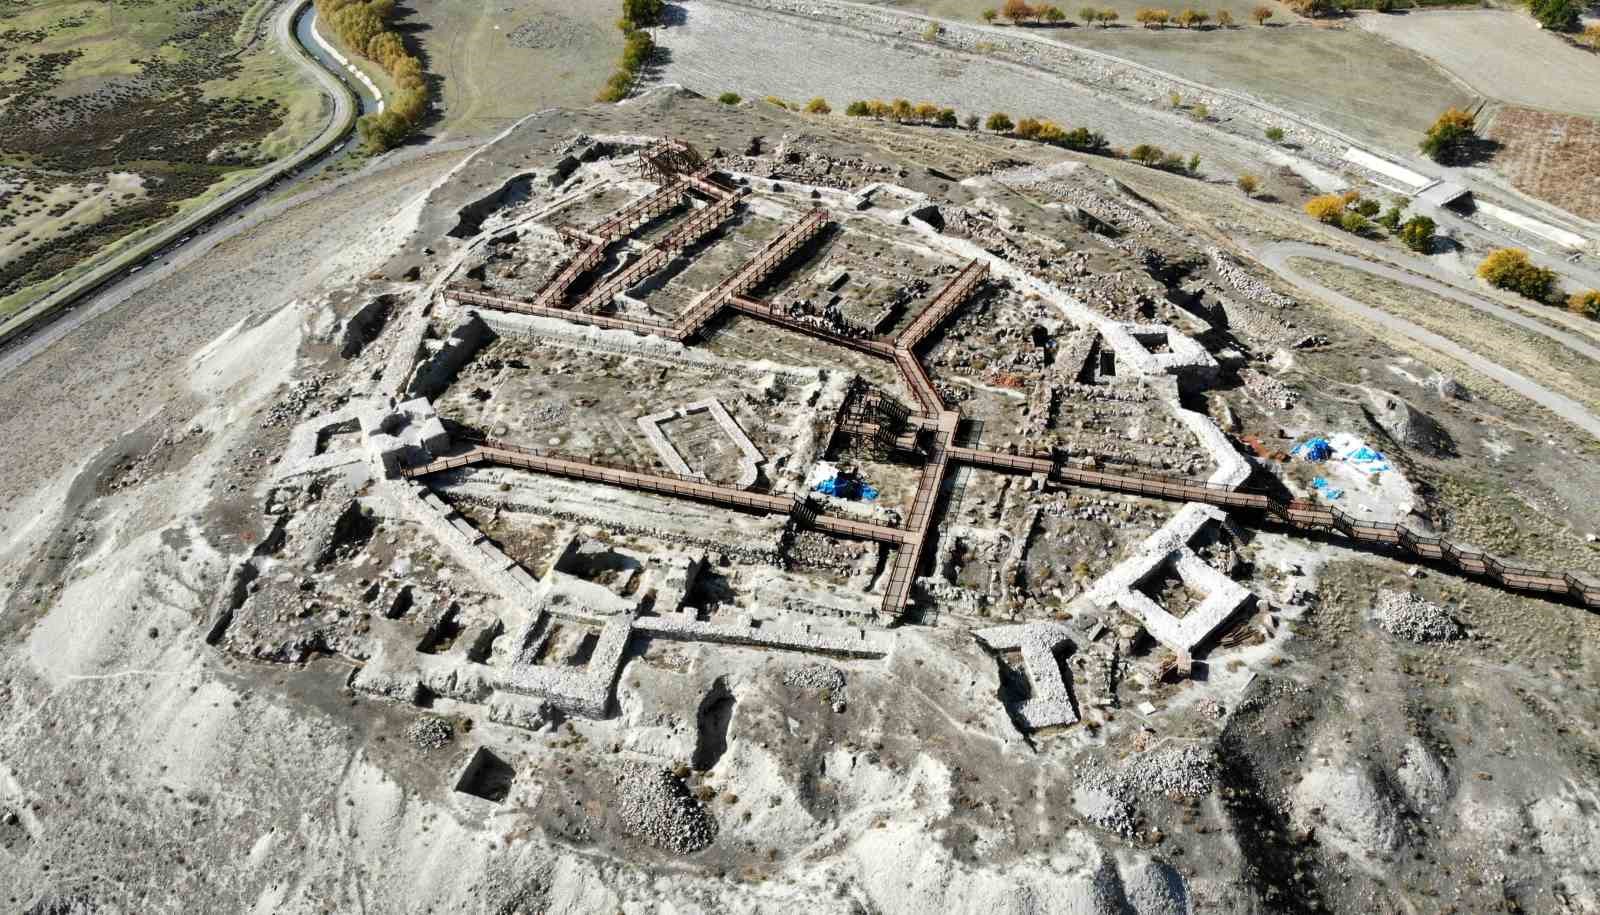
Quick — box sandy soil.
[1359,10,1600,119]
[1484,106,1600,223]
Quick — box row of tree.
[597,29,656,102]
[317,0,430,153]
[1305,191,1436,249]
[982,1,1274,26]
[1127,143,1201,174]
[836,100,1111,152]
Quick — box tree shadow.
[661,3,689,27]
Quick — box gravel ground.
[1373,590,1462,644]
[405,716,454,750]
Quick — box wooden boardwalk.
[428,168,1598,616]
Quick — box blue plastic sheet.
[814,475,878,501]
[1292,438,1333,462]
[1310,477,1343,500]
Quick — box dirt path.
[1258,241,1600,441]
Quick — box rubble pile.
[615,764,719,854]
[1373,590,1462,644]
[405,716,454,750]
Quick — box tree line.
[316,0,429,153]
[597,0,664,102]
[983,1,1275,25]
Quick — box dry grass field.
[1484,107,1600,223]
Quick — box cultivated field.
[1358,9,1600,119]
[0,0,324,318]
[860,0,1473,150]
[1484,107,1600,223]
[395,0,622,140]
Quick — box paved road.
[0,0,358,360]
[1258,242,1600,441]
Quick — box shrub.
[1236,174,1260,196]
[1101,9,1120,23]
[1081,5,1100,22]
[621,0,665,28]
[764,95,790,109]
[938,108,960,127]
[1251,4,1273,23]
[1477,248,1557,301]
[914,101,942,121]
[1582,23,1600,48]
[964,113,981,129]
[1531,0,1579,32]
[1264,126,1285,143]
[1354,198,1381,218]
[1015,116,1044,139]
[1216,9,1234,25]
[1420,107,1476,163]
[986,111,1015,132]
[718,91,742,105]
[1192,104,1209,120]
[1003,0,1036,21]
[1339,211,1370,235]
[805,97,831,115]
[845,100,871,117]
[1377,205,1405,232]
[1129,143,1164,166]
[1568,290,1600,320]
[1397,215,1435,252]
[1042,5,1069,22]
[1305,194,1347,223]
[1063,126,1106,150]
[1187,153,1201,173]
[982,8,999,21]
[923,20,941,40]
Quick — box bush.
[1304,195,1346,223]
[938,108,960,127]
[1477,248,1557,301]
[1397,215,1435,253]
[1216,9,1234,25]
[1339,211,1370,235]
[982,8,999,21]
[1236,174,1260,196]
[1265,126,1285,143]
[1569,290,1600,320]
[1531,0,1579,32]
[1354,198,1380,218]
[1062,126,1106,150]
[621,0,665,28]
[1042,5,1069,22]
[718,92,742,105]
[1582,23,1600,48]
[805,97,831,115]
[964,113,981,130]
[764,95,790,109]
[1420,107,1476,163]
[1251,4,1273,23]
[1129,143,1164,166]
[1377,205,1405,232]
[1015,116,1044,139]
[845,100,870,117]
[986,111,1015,132]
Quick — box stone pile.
[1125,744,1216,799]
[405,716,454,750]
[1373,590,1462,644]
[615,764,718,854]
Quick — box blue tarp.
[814,475,878,501]
[1292,438,1334,462]
[1311,477,1344,501]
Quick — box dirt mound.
[615,764,718,854]
[1366,390,1454,457]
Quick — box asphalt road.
[1258,242,1600,441]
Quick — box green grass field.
[0,0,324,317]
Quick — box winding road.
[0,0,370,363]
[1258,242,1600,440]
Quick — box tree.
[1354,197,1380,218]
[1081,5,1100,22]
[1477,248,1557,301]
[964,113,981,130]
[1397,215,1435,253]
[1101,9,1120,24]
[805,97,832,115]
[718,92,742,105]
[986,112,1015,132]
[1015,116,1044,139]
[1531,0,1579,32]
[1136,7,1171,27]
[1582,23,1600,48]
[868,99,893,119]
[1569,290,1600,320]
[1129,143,1165,165]
[1216,9,1234,25]
[1177,8,1206,27]
[982,7,999,21]
[1236,174,1260,196]
[1064,126,1106,150]
[1420,107,1476,163]
[1305,193,1347,223]
[938,108,960,127]
[1251,4,1273,24]
[891,98,915,121]
[915,101,942,121]
[1377,204,1405,232]
[1042,5,1068,22]
[621,0,666,28]
[1003,0,1036,21]
[845,100,871,117]
[1339,211,1370,235]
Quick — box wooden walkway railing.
[899,259,988,351]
